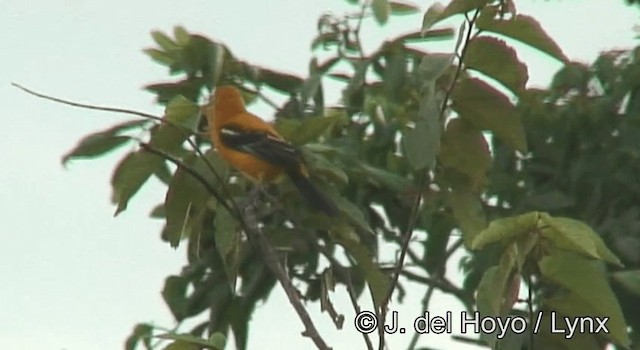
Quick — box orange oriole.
[206,85,338,217]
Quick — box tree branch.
[242,201,332,350]
[377,8,482,350]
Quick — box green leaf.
[612,270,640,297]
[62,120,146,165]
[63,135,131,164]
[150,203,165,219]
[145,78,205,105]
[476,252,516,347]
[125,323,153,350]
[539,214,623,266]
[472,212,541,250]
[208,333,226,350]
[151,30,179,51]
[161,341,199,350]
[448,182,487,247]
[163,155,208,248]
[539,251,630,348]
[173,26,190,46]
[439,118,491,191]
[423,0,488,33]
[143,48,176,67]
[333,225,390,310]
[532,309,603,350]
[372,0,391,24]
[421,2,445,33]
[389,1,420,15]
[214,208,241,292]
[111,150,163,216]
[464,36,528,94]
[276,115,337,146]
[477,7,568,63]
[403,119,437,170]
[155,333,225,350]
[402,74,443,171]
[303,149,349,186]
[333,195,372,233]
[161,276,189,322]
[164,95,200,132]
[418,53,454,82]
[451,77,527,152]
[257,67,304,93]
[358,163,411,192]
[524,190,575,211]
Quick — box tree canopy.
[53,0,640,349]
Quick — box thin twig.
[139,143,233,215]
[377,171,426,350]
[14,82,331,348]
[352,0,369,59]
[315,242,374,350]
[377,9,481,350]
[12,82,243,221]
[12,82,164,122]
[439,9,480,117]
[399,270,473,311]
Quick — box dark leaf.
[125,323,153,350]
[464,36,528,94]
[161,276,189,322]
[163,154,208,248]
[214,208,241,291]
[372,0,391,24]
[389,1,420,15]
[111,150,163,216]
[477,7,568,63]
[451,78,527,152]
[62,120,146,165]
[439,118,491,191]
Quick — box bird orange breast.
[212,133,284,181]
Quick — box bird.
[205,85,338,217]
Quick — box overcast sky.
[0,1,638,349]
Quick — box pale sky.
[0,1,637,350]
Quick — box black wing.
[219,126,302,168]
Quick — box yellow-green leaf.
[540,215,622,266]
[151,30,179,51]
[472,212,540,250]
[540,251,630,348]
[165,95,200,132]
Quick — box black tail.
[286,169,339,217]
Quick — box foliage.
[58,0,640,349]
